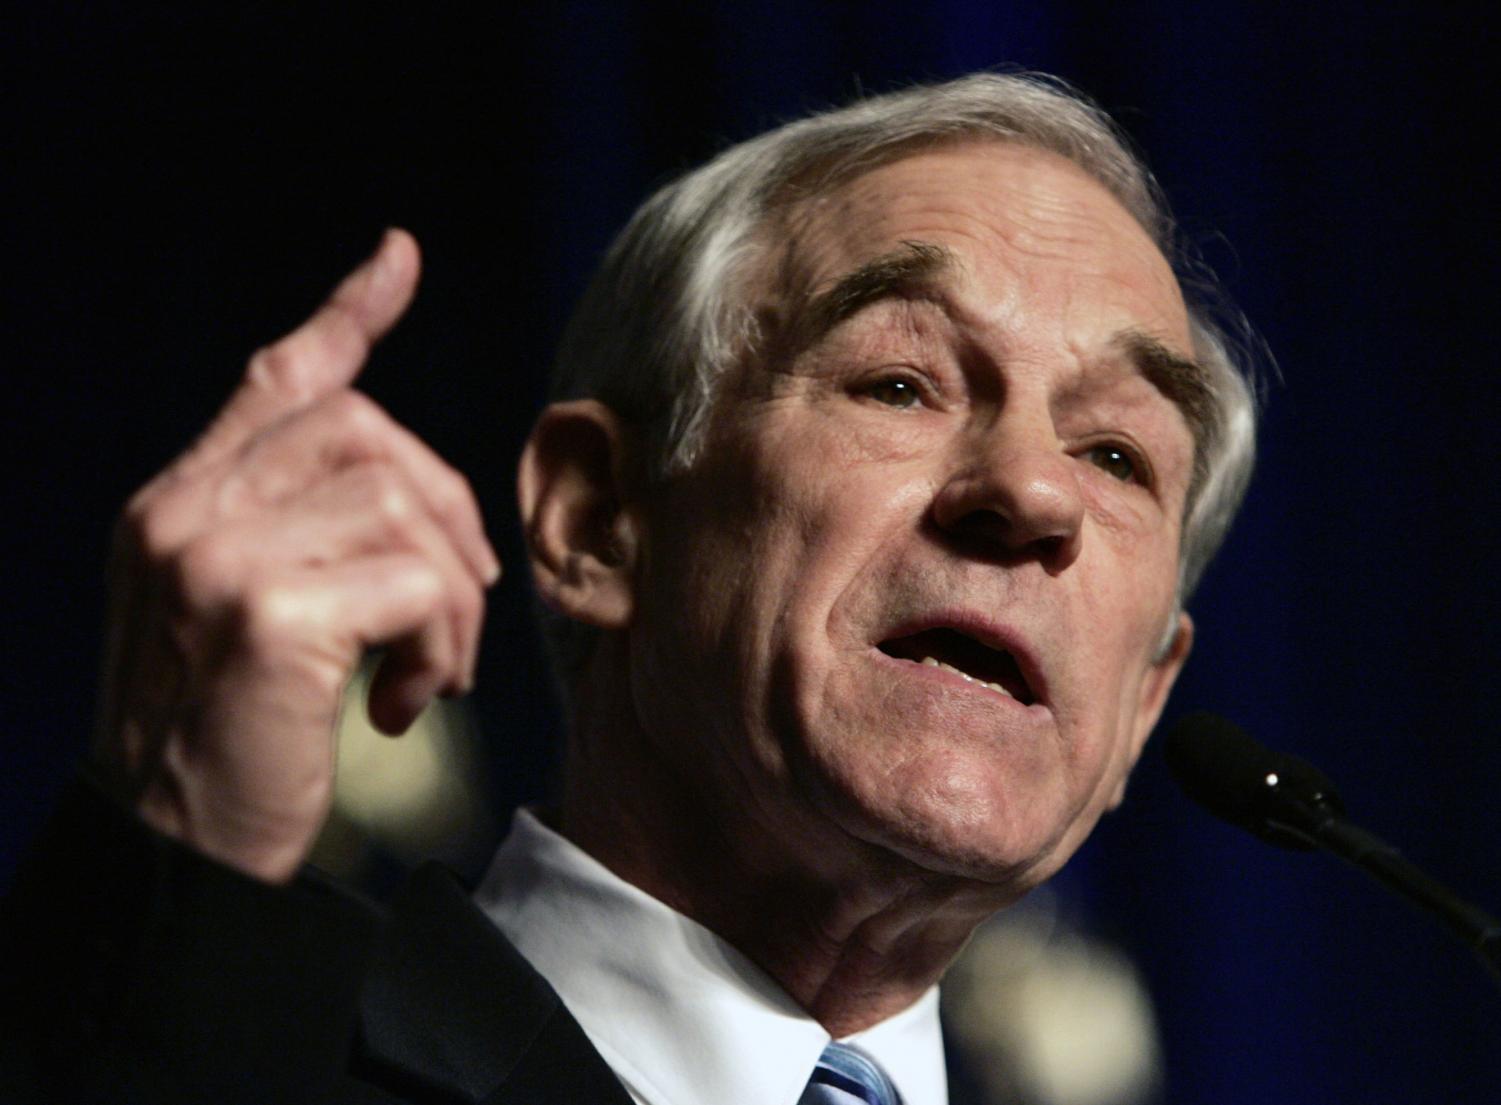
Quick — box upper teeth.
[919,655,1015,698]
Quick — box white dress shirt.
[474,808,948,1105]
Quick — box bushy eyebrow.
[782,240,955,355]
[1111,329,1214,461]
[768,241,1213,464]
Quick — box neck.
[558,654,1018,1036]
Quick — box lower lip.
[869,648,1048,716]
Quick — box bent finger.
[248,552,457,736]
[179,462,486,695]
[367,636,455,736]
[225,389,500,584]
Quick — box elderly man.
[3,72,1256,1103]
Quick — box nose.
[931,413,1085,567]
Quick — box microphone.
[1164,711,1501,987]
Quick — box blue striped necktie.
[798,1041,903,1105]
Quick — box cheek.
[634,431,892,707]
[1078,477,1154,536]
[734,418,938,599]
[1060,535,1180,731]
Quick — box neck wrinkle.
[561,660,1013,1036]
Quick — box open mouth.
[877,627,1036,704]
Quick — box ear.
[517,399,639,631]
[1108,610,1194,809]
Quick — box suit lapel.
[354,862,633,1104]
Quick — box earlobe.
[517,400,639,631]
[1108,611,1194,809]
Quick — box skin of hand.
[91,230,501,884]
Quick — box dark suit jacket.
[1,780,635,1104]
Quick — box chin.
[831,760,1090,891]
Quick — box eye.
[861,376,924,409]
[1083,443,1141,483]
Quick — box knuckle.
[366,466,418,527]
[432,467,480,524]
[323,388,386,440]
[408,562,448,607]
[392,563,448,627]
[238,580,315,652]
[123,494,184,561]
[173,533,241,606]
[121,483,155,525]
[247,343,313,402]
[115,496,155,555]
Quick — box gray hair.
[544,71,1261,675]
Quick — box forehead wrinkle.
[743,146,1195,417]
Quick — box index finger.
[187,229,422,469]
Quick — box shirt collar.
[473,808,947,1105]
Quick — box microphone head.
[1164,711,1344,851]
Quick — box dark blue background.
[4,5,1498,1101]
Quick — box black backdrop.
[4,4,1499,1102]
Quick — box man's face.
[628,142,1197,893]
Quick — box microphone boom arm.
[1270,790,1501,987]
[1166,711,1501,990]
